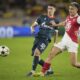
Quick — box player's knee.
[34,48,41,56]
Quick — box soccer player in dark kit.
[27,4,59,76]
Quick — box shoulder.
[39,14,47,18]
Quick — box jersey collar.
[70,14,79,18]
[47,15,55,18]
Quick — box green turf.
[0,37,80,80]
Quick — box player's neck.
[70,13,78,18]
[47,14,55,18]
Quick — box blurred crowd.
[0,0,79,26]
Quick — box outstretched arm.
[51,21,65,27]
[51,21,65,43]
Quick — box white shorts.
[54,32,78,53]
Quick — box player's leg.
[27,38,40,76]
[38,58,54,75]
[32,48,41,71]
[27,39,49,76]
[32,40,49,74]
[27,48,41,76]
[70,53,80,68]
[33,39,49,71]
[38,59,44,66]
[37,40,54,75]
[67,37,80,68]
[41,46,61,75]
[33,46,62,76]
[38,39,66,76]
[31,39,40,72]
[32,49,54,76]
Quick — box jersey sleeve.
[36,15,42,25]
[54,18,60,30]
[55,18,60,24]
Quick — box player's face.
[69,6,78,16]
[47,6,56,16]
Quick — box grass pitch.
[0,37,80,80]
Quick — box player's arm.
[31,15,42,33]
[50,21,65,27]
[31,21,38,33]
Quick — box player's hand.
[31,27,35,33]
[50,21,57,26]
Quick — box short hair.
[70,2,80,9]
[48,4,56,8]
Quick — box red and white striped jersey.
[65,15,80,43]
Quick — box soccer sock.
[32,56,39,71]
[38,59,44,66]
[41,62,51,73]
[39,59,52,71]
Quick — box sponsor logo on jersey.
[41,22,53,29]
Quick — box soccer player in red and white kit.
[37,2,80,76]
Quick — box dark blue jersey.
[36,15,59,42]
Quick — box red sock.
[41,62,51,73]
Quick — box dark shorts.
[31,38,49,56]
